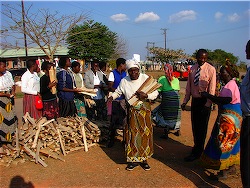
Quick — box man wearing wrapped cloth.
[108,59,159,171]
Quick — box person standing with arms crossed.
[240,40,250,188]
[181,49,216,162]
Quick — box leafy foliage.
[147,47,189,63]
[192,49,238,66]
[66,20,118,62]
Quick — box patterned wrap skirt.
[74,95,87,117]
[200,103,242,170]
[42,98,59,120]
[152,91,181,130]
[0,96,18,143]
[23,94,42,120]
[125,102,154,162]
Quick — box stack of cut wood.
[128,76,162,106]
[0,112,101,167]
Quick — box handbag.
[35,95,43,110]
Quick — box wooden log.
[23,145,48,167]
[35,140,41,164]
[41,119,55,127]
[25,113,36,126]
[127,76,161,106]
[24,131,36,143]
[81,124,88,152]
[31,118,48,149]
[49,66,57,94]
[31,124,41,148]
[69,146,84,152]
[40,148,65,162]
[57,129,66,156]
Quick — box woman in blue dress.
[200,63,242,180]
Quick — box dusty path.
[1,76,243,187]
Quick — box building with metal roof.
[0,46,68,68]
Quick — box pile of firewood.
[0,112,103,167]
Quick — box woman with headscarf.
[200,63,242,180]
[152,63,181,138]
[0,60,17,154]
[108,59,159,171]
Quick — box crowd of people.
[0,40,249,186]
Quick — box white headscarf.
[126,59,140,70]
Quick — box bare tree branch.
[1,2,89,61]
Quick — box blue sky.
[1,1,250,63]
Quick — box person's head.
[116,58,126,71]
[41,61,53,72]
[126,59,140,80]
[71,61,81,73]
[58,57,71,69]
[219,63,239,83]
[0,60,7,75]
[91,60,100,73]
[246,40,250,60]
[26,59,38,72]
[164,63,174,83]
[196,49,208,66]
[99,61,107,72]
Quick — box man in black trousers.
[181,49,216,162]
[240,40,250,188]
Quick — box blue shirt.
[112,69,126,100]
[57,69,75,101]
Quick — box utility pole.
[161,28,167,50]
[21,0,28,58]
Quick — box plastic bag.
[35,95,43,110]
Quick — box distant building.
[133,54,140,62]
[0,46,68,69]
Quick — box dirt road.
[1,80,243,188]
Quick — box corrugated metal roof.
[0,46,68,58]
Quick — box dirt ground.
[1,72,244,188]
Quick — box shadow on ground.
[101,126,230,188]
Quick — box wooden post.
[49,66,57,94]
[81,124,88,152]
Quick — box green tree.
[192,49,238,66]
[147,47,189,63]
[66,20,118,62]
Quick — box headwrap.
[164,63,174,84]
[126,59,140,70]
[225,59,239,78]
